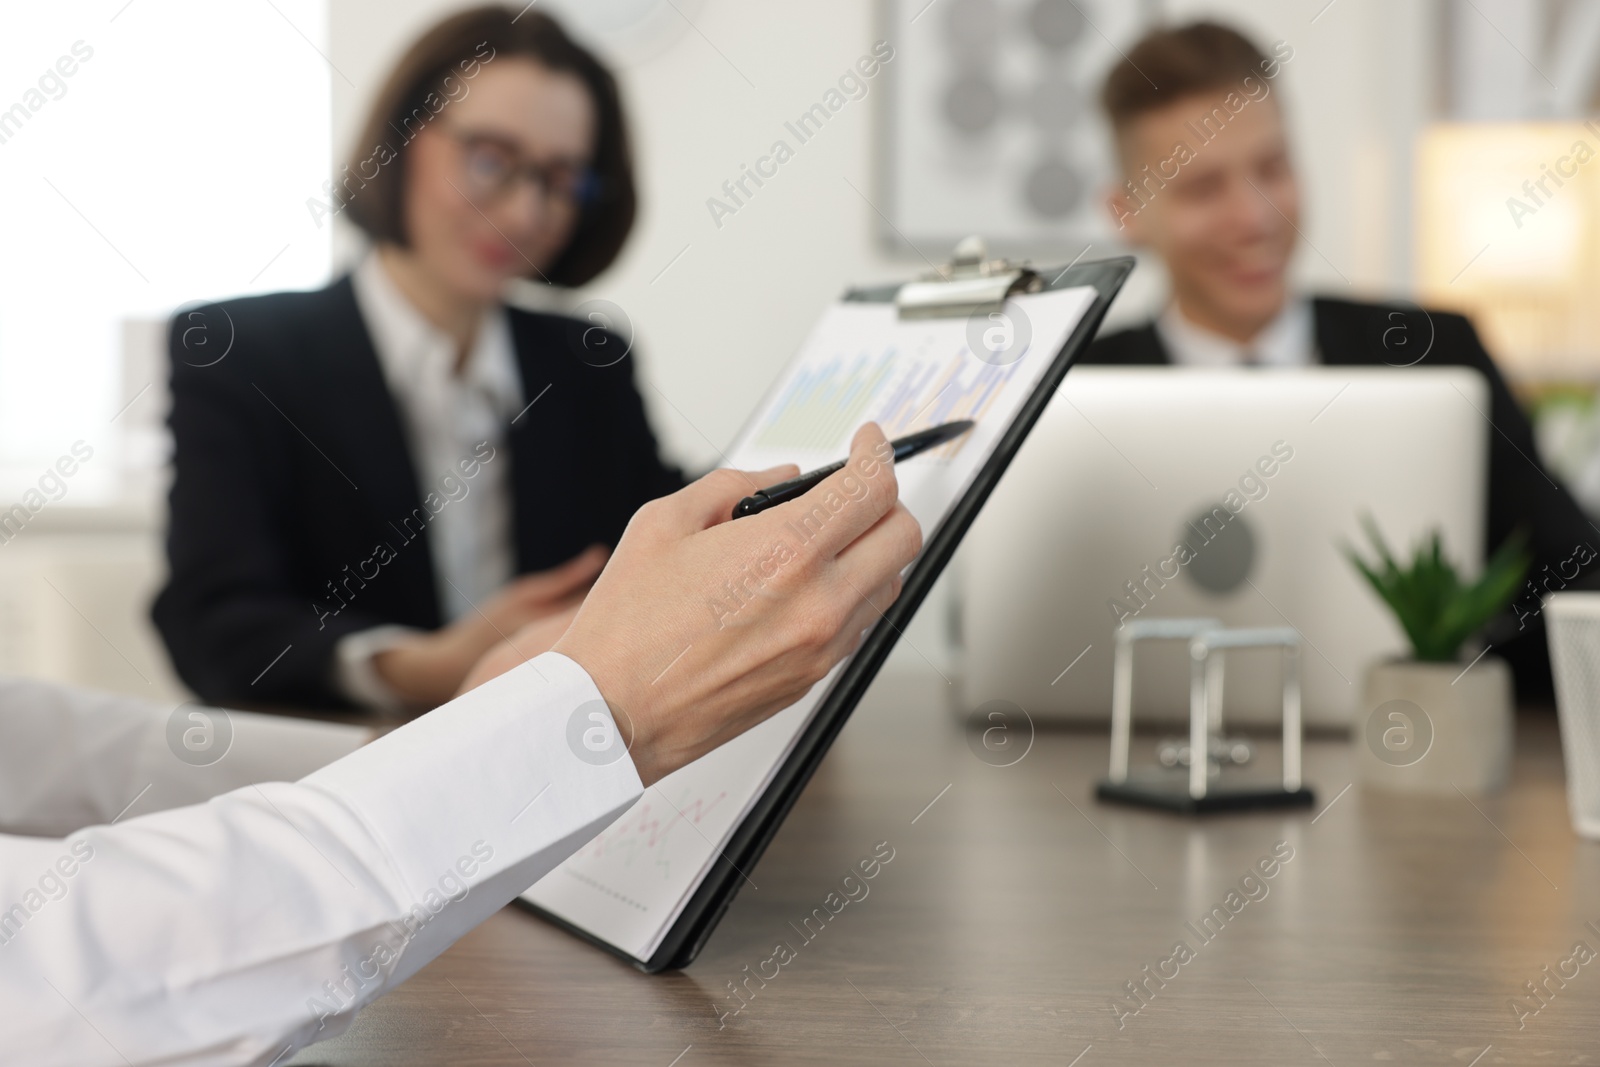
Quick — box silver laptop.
[956,367,1488,728]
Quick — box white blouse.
[335,254,525,712]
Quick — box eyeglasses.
[445,127,603,208]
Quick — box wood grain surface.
[291,671,1598,1066]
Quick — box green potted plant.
[1345,517,1530,793]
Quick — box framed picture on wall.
[877,0,1156,258]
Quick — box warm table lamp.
[1417,121,1600,380]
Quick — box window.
[0,0,331,502]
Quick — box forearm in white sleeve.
[0,675,371,837]
[0,652,642,1067]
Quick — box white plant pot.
[1356,656,1513,794]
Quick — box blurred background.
[3,0,1598,701]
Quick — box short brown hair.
[1100,21,1273,136]
[339,5,636,287]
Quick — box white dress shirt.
[1156,298,1316,368]
[0,654,642,1066]
[335,255,525,711]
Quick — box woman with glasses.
[154,6,686,714]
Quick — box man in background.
[1081,20,1596,697]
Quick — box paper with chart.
[520,286,1097,960]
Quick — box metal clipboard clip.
[895,236,1043,320]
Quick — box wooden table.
[294,671,1600,1066]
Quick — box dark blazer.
[153,276,686,710]
[1081,296,1598,698]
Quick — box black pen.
[731,419,975,519]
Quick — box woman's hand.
[373,545,607,709]
[549,423,919,787]
[458,601,584,695]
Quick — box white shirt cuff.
[334,624,425,714]
[301,650,645,978]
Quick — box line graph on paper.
[573,786,729,882]
[750,340,1025,457]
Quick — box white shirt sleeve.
[0,675,373,837]
[331,624,427,714]
[0,652,643,1067]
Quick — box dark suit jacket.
[1080,296,1598,698]
[153,276,686,710]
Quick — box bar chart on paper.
[731,293,1102,526]
[750,347,1024,457]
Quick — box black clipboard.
[519,247,1134,972]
